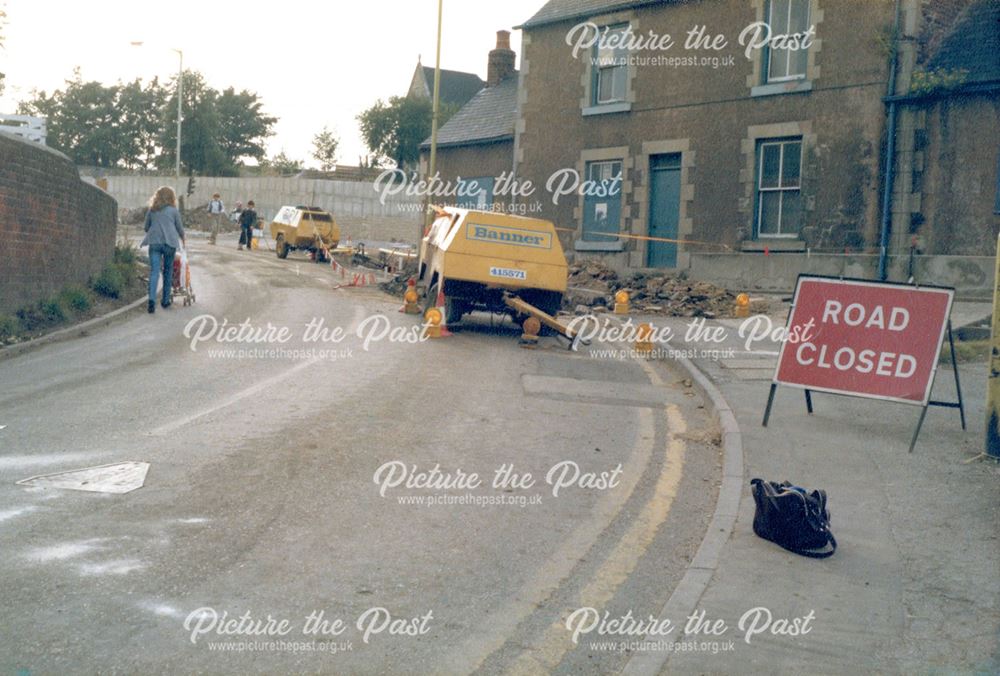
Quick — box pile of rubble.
[183,205,240,233]
[118,204,240,233]
[565,261,764,318]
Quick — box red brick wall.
[0,132,118,313]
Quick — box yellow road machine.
[269,205,341,262]
[418,207,569,329]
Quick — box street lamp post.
[172,49,183,191]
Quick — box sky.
[0,0,545,167]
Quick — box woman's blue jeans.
[148,244,176,304]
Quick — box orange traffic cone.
[431,287,452,337]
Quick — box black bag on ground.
[750,478,837,558]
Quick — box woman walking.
[143,186,186,314]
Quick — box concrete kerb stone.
[0,296,147,363]
[622,348,745,676]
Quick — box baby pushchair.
[171,249,196,306]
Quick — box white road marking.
[25,540,105,562]
[139,601,185,618]
[149,357,319,436]
[149,304,366,437]
[78,559,145,576]
[17,462,150,494]
[0,453,105,471]
[0,506,38,523]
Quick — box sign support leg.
[762,383,777,427]
[909,405,929,453]
[946,321,966,430]
[805,389,814,414]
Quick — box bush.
[39,297,68,323]
[114,241,138,267]
[59,286,93,313]
[92,265,126,299]
[15,304,47,332]
[0,314,20,341]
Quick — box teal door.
[647,153,681,268]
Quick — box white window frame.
[594,25,629,105]
[755,139,803,239]
[765,0,810,83]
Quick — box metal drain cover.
[17,462,150,494]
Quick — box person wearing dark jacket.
[142,186,186,313]
[238,200,258,251]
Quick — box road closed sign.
[774,277,954,405]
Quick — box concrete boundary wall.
[96,175,424,244]
[689,253,996,300]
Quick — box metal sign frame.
[761,274,965,452]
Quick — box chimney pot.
[487,29,516,87]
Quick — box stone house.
[422,0,999,287]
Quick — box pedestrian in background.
[230,200,244,224]
[142,186,186,313]
[207,192,226,245]
[238,200,258,251]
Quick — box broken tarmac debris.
[565,260,767,318]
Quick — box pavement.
[617,305,1000,675]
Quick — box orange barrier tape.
[552,227,733,250]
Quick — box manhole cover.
[16,462,150,494]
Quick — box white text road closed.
[489,267,527,281]
[774,277,953,404]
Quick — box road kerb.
[621,350,745,676]
[0,297,147,363]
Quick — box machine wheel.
[445,297,465,325]
[276,234,289,259]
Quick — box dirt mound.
[183,205,240,233]
[566,261,764,318]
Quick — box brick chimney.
[487,30,516,87]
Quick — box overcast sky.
[0,0,544,167]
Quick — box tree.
[311,127,339,171]
[264,151,303,175]
[357,96,459,168]
[18,68,277,174]
[215,86,277,167]
[117,77,167,169]
[0,8,6,96]
[19,70,124,167]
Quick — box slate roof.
[417,67,487,108]
[518,0,667,29]
[420,74,519,149]
[926,0,1000,85]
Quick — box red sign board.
[774,277,954,405]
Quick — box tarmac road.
[0,234,720,674]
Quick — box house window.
[765,0,810,82]
[582,160,623,242]
[593,25,628,105]
[458,177,494,210]
[755,139,803,238]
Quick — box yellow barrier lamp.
[614,290,630,315]
[735,292,751,318]
[636,323,654,355]
[424,308,443,339]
